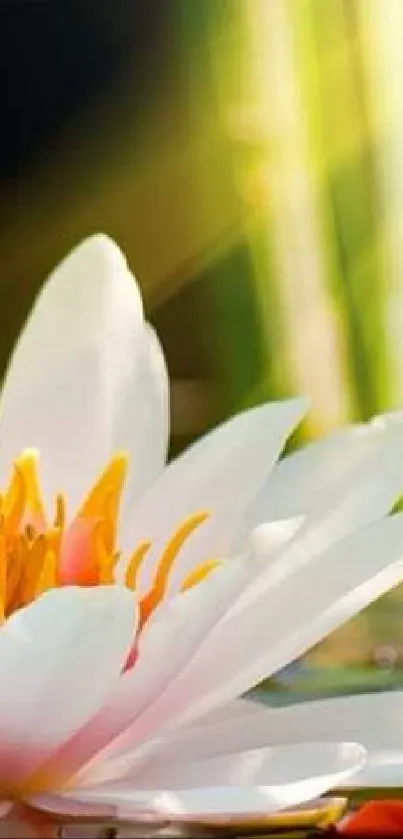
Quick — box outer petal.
[87,742,366,795]
[153,513,403,730]
[100,697,276,773]
[59,513,403,786]
[93,693,403,791]
[118,398,309,590]
[0,235,167,512]
[237,418,403,552]
[95,513,403,780]
[31,743,366,817]
[42,558,254,781]
[0,585,136,787]
[241,691,403,788]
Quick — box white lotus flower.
[1,236,403,835]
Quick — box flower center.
[0,450,220,624]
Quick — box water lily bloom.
[2,236,403,836]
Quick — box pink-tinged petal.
[98,698,270,777]
[59,519,99,586]
[31,743,366,817]
[79,698,268,787]
[0,586,136,788]
[27,796,117,821]
[0,235,160,513]
[118,398,309,591]
[40,559,254,782]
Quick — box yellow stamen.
[96,528,118,584]
[54,493,66,529]
[0,450,218,630]
[3,464,26,535]
[0,533,6,620]
[180,559,221,592]
[15,449,46,521]
[10,535,43,611]
[79,454,127,554]
[35,549,57,598]
[139,511,209,628]
[125,540,152,590]
[46,525,63,555]
[5,537,25,608]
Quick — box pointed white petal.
[136,741,366,802]
[48,559,253,782]
[257,692,403,752]
[0,585,136,786]
[32,743,365,817]
[105,513,403,755]
[118,693,403,790]
[116,323,170,511]
[0,235,166,512]
[70,513,403,783]
[95,738,365,795]
[105,698,275,773]
[237,421,403,553]
[246,690,403,788]
[108,693,403,791]
[164,514,403,728]
[118,398,309,590]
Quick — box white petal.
[349,752,403,787]
[70,514,403,784]
[82,697,366,790]
[109,693,402,791]
[0,585,136,786]
[116,323,170,510]
[0,235,166,512]
[118,398,309,590]
[51,559,253,783]
[106,513,403,751]
[32,743,365,817]
[104,698,276,774]
[237,420,403,552]
[95,739,365,794]
[250,517,305,557]
[168,514,403,727]
[250,691,403,788]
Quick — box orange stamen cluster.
[0,450,220,626]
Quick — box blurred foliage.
[2,0,403,683]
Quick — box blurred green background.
[2,0,403,695]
